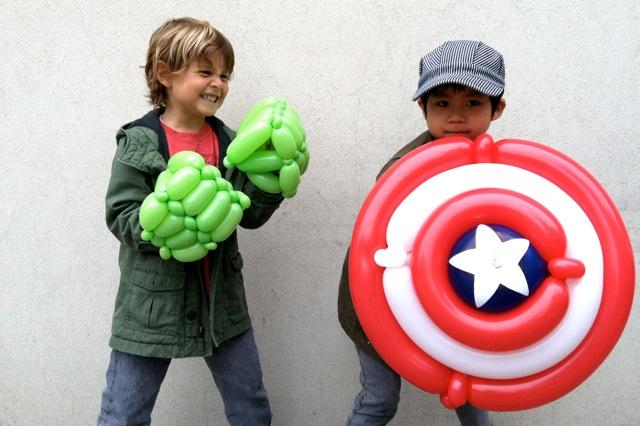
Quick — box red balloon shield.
[349,134,634,411]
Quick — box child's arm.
[105,129,160,251]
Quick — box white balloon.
[377,163,602,379]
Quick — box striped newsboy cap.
[412,40,505,101]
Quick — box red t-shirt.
[161,120,219,299]
[162,121,219,166]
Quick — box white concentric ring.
[378,163,602,379]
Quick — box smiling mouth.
[200,94,219,103]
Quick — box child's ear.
[492,98,506,120]
[156,61,172,88]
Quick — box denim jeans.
[347,346,493,426]
[97,328,271,426]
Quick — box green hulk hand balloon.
[139,151,251,262]
[223,98,309,198]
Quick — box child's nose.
[448,112,466,122]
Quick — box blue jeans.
[347,346,493,426]
[98,328,271,426]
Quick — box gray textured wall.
[1,1,639,425]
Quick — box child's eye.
[435,100,448,107]
[467,99,482,107]
[220,74,229,82]
[199,70,212,76]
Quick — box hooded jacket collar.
[122,108,232,175]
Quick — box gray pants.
[347,345,493,426]
[98,328,271,426]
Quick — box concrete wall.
[1,1,638,424]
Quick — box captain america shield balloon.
[349,134,635,410]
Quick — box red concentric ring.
[411,188,571,351]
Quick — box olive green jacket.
[338,130,433,359]
[105,109,283,358]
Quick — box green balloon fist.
[224,98,309,198]
[139,151,251,262]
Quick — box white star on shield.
[448,224,531,308]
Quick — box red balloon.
[349,134,635,410]
[412,188,572,351]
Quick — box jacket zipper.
[197,257,218,347]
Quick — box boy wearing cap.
[338,40,506,425]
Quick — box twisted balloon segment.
[223,98,309,198]
[139,151,251,262]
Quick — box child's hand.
[223,98,309,198]
[139,151,251,262]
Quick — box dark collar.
[123,108,232,174]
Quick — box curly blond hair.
[144,17,234,107]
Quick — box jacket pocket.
[121,262,185,344]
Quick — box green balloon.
[182,179,217,216]
[167,167,201,200]
[247,172,281,194]
[294,152,305,174]
[300,148,310,174]
[197,231,212,244]
[171,242,208,262]
[183,216,198,231]
[168,151,205,172]
[159,246,172,260]
[141,230,154,241]
[236,151,283,173]
[196,190,231,232]
[200,164,221,180]
[237,192,251,209]
[210,203,243,242]
[168,200,185,217]
[145,149,250,262]
[279,162,301,197]
[282,108,306,141]
[154,170,173,202]
[216,177,230,191]
[139,193,169,231]
[271,126,297,160]
[226,121,273,164]
[153,213,185,238]
[282,117,304,149]
[165,228,198,250]
[151,236,165,248]
[236,97,281,134]
[238,110,274,135]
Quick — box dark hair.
[419,84,503,115]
